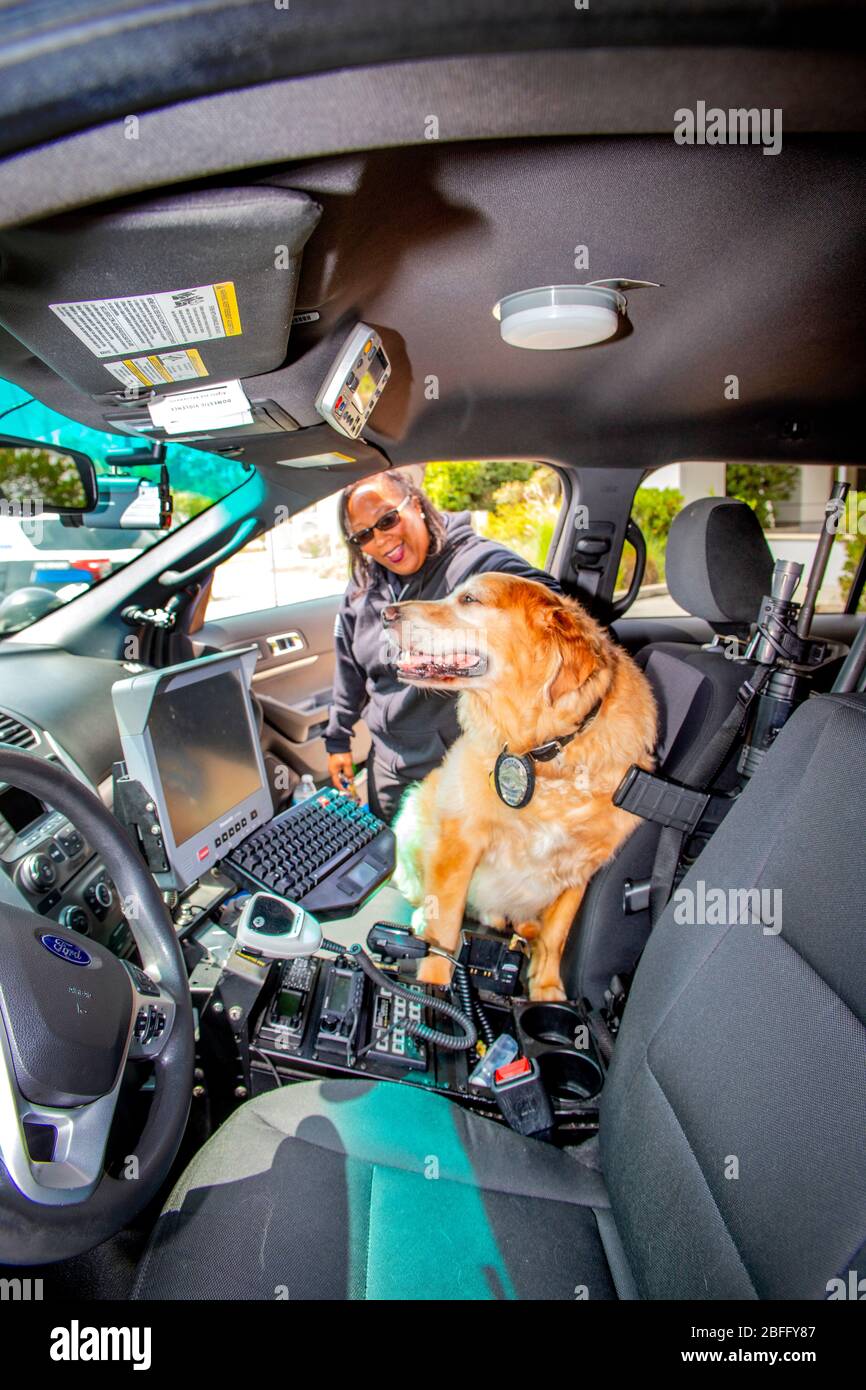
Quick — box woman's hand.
[328,752,357,798]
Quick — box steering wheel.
[0,749,194,1265]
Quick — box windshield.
[0,381,252,635]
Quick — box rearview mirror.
[0,435,98,515]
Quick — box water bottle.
[291,773,317,806]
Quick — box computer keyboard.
[224,788,396,916]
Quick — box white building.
[642,462,863,612]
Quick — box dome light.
[492,284,630,350]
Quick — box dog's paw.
[528,980,567,1002]
[514,919,542,942]
[417,953,454,987]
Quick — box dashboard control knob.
[94,880,114,910]
[59,905,89,934]
[21,853,57,894]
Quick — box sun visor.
[0,186,321,398]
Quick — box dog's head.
[384,573,604,707]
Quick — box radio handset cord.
[320,938,477,1054]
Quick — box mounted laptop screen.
[112,646,272,891]
[147,668,263,846]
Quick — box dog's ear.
[541,604,600,704]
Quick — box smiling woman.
[324,467,563,822]
[0,382,250,635]
[339,473,445,586]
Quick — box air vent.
[0,711,39,749]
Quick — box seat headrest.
[665,497,773,626]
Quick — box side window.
[206,493,349,621]
[618,463,861,617]
[615,482,683,613]
[838,467,866,613]
[0,379,250,631]
[423,460,562,569]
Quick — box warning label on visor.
[103,349,209,389]
[49,282,242,358]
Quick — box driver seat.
[134,692,866,1300]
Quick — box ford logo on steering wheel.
[40,934,92,967]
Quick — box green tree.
[631,486,684,547]
[725,463,798,529]
[617,485,684,589]
[841,534,866,613]
[0,446,89,507]
[170,488,219,524]
[482,467,562,568]
[424,460,535,512]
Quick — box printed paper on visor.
[147,380,252,435]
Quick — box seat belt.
[614,664,772,926]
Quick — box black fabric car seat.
[134,692,866,1301]
[562,497,774,1006]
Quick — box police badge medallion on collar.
[492,749,536,808]
[490,696,604,809]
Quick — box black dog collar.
[492,697,604,809]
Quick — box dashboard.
[0,648,247,954]
[0,661,132,953]
[0,646,130,787]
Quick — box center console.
[188,906,606,1145]
[3,652,608,1151]
[253,949,605,1125]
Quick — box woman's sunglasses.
[347,494,413,548]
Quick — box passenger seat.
[564,497,773,1005]
[134,691,866,1300]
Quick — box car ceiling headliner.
[281,136,866,468]
[0,20,863,477]
[2,134,864,475]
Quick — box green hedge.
[617,486,684,589]
[841,533,866,612]
[725,463,798,529]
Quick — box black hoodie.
[323,512,561,776]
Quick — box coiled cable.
[453,959,496,1047]
[321,938,477,1051]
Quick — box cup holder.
[537,1050,603,1103]
[516,1003,604,1107]
[518,1003,586,1048]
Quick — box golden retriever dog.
[387,573,658,1000]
